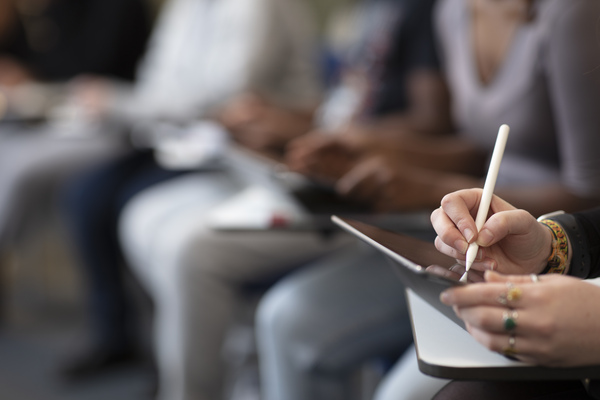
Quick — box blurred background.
[0,0,364,399]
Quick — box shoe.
[60,346,139,381]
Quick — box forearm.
[495,185,600,217]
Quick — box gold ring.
[502,334,518,357]
[503,309,518,331]
[506,283,522,302]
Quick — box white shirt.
[111,0,322,121]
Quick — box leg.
[0,132,125,243]
[120,172,352,400]
[256,245,414,400]
[61,150,185,376]
[373,345,449,400]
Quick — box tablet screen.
[332,215,467,327]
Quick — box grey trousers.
[119,170,352,400]
[256,244,416,400]
[0,127,127,244]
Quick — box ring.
[502,309,518,331]
[531,274,540,283]
[502,334,518,357]
[506,283,522,302]
[497,283,523,305]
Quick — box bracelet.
[539,219,569,275]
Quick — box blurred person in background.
[0,0,150,317]
[0,0,149,116]
[257,0,600,399]
[117,0,450,399]
[58,0,324,389]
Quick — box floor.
[0,223,265,400]
[0,230,156,400]
[0,221,381,400]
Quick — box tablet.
[331,215,466,328]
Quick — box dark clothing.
[0,0,151,81]
[552,209,600,279]
[432,379,594,400]
[63,150,188,351]
[368,0,439,116]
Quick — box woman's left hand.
[441,271,600,367]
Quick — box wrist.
[537,215,571,275]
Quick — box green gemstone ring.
[503,310,518,331]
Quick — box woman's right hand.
[430,189,553,275]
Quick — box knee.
[119,194,149,254]
[256,278,319,370]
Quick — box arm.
[432,190,600,367]
[495,1,600,215]
[431,188,600,278]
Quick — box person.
[0,0,150,316]
[59,0,324,387]
[117,0,449,399]
[256,0,600,399]
[426,187,600,399]
[0,0,148,85]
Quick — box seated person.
[430,188,600,399]
[58,0,324,385]
[0,0,150,314]
[117,0,448,399]
[0,0,149,116]
[256,0,600,399]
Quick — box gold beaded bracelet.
[539,219,569,275]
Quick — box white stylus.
[460,124,510,282]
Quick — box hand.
[335,155,443,212]
[285,132,360,184]
[431,189,552,275]
[67,75,113,119]
[441,271,600,367]
[219,93,313,151]
[0,57,33,87]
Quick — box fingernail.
[455,239,468,255]
[440,291,450,304]
[464,228,475,242]
[483,260,496,271]
[478,229,494,247]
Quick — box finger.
[426,264,463,281]
[434,235,468,260]
[431,208,470,255]
[439,190,482,244]
[483,270,545,285]
[477,209,539,248]
[457,306,522,335]
[467,326,525,359]
[336,164,380,201]
[440,281,525,308]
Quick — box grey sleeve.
[244,0,323,109]
[545,0,600,198]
